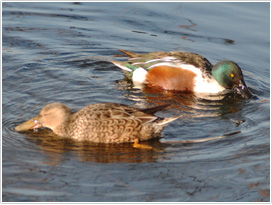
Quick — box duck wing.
[113,50,213,77]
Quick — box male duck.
[15,102,179,145]
[112,50,252,99]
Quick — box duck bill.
[15,116,42,132]
[233,80,252,99]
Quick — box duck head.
[15,103,72,133]
[212,61,252,99]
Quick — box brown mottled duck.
[15,103,180,145]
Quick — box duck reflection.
[117,79,247,118]
[20,128,241,165]
[21,130,168,164]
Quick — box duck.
[15,102,179,146]
[112,50,252,99]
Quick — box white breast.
[178,63,225,94]
[132,67,148,83]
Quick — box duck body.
[112,50,252,99]
[15,103,179,143]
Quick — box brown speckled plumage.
[15,103,179,143]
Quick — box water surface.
[2,2,270,202]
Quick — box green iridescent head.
[212,61,252,99]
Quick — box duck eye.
[230,73,235,78]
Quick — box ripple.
[2,2,270,202]
[3,188,70,197]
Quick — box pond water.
[2,2,270,202]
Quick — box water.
[2,2,270,202]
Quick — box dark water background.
[2,2,270,202]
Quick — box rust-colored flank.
[146,65,197,91]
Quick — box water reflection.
[177,17,235,44]
[3,2,269,202]
[18,127,242,165]
[116,78,248,118]
[21,130,168,164]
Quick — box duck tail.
[151,115,181,136]
[118,49,139,58]
[158,115,181,127]
[111,61,132,72]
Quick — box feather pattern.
[112,50,225,93]
[15,103,180,144]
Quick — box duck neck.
[53,120,70,138]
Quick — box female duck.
[15,102,179,144]
[112,50,252,99]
